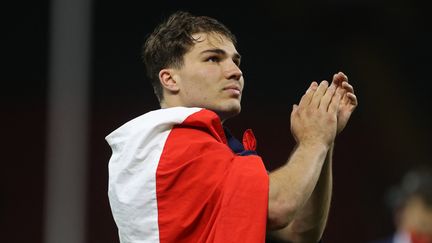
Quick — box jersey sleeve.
[155,124,269,243]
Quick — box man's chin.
[215,106,241,123]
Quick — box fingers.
[296,72,356,113]
[298,79,340,111]
[341,81,357,106]
[310,80,329,108]
[342,81,354,94]
[328,87,343,114]
[332,72,348,86]
[346,92,358,107]
[291,104,298,113]
[298,81,318,107]
[319,83,336,111]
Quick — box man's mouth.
[223,85,241,95]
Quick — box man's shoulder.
[145,107,226,144]
[172,108,227,144]
[108,107,221,135]
[105,107,206,144]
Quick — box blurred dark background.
[3,0,432,242]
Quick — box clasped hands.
[290,72,358,147]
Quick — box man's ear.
[159,68,180,92]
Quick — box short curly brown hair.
[142,11,237,102]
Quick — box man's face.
[172,32,244,121]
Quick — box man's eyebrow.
[200,48,241,60]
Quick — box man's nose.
[224,60,243,81]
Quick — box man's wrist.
[297,141,331,153]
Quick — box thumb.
[291,104,298,115]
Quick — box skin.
[159,32,243,121]
[398,196,432,239]
[268,73,357,242]
[158,31,358,242]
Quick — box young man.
[106,11,357,243]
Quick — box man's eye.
[206,56,220,62]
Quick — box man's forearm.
[269,144,333,242]
[267,142,329,230]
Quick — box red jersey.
[106,107,269,243]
